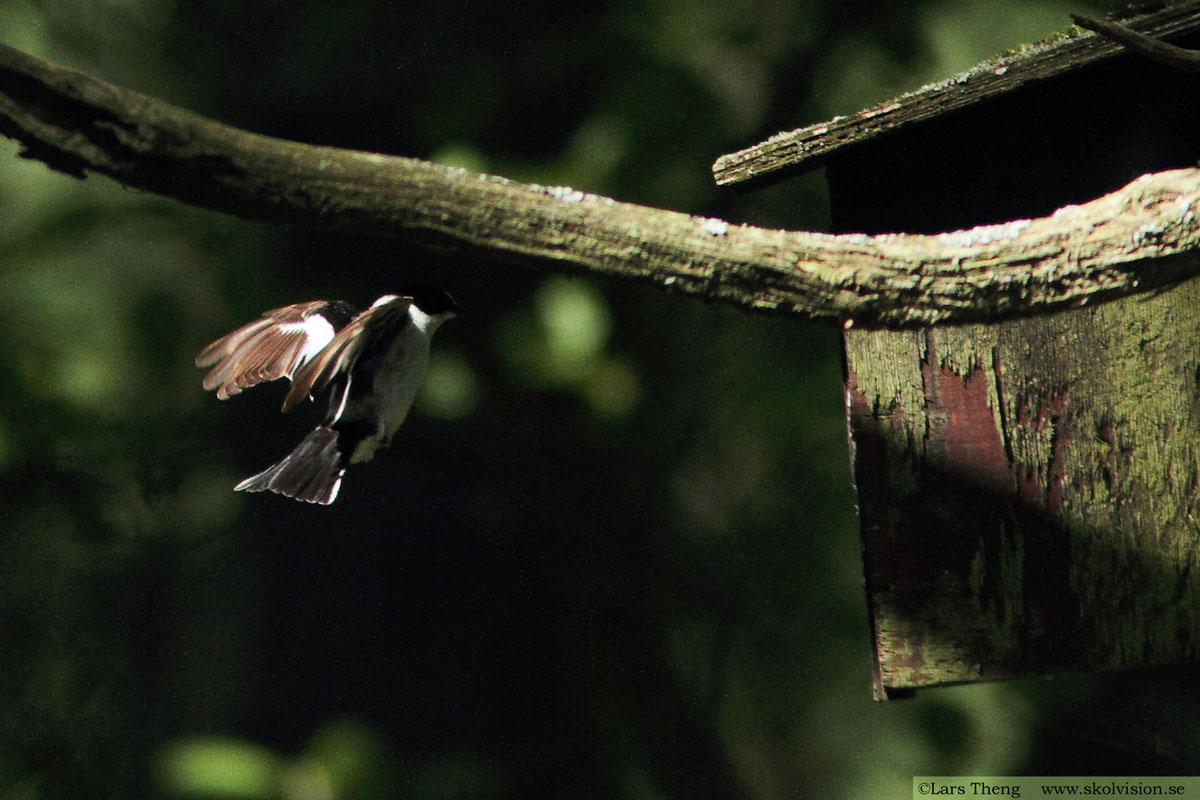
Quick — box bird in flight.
[196,287,460,505]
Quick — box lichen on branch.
[1,42,1199,329]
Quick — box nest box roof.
[712,3,1200,188]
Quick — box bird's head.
[403,285,462,320]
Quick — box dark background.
[4,1,1200,798]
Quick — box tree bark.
[2,43,1200,328]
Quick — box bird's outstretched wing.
[196,301,354,400]
[282,295,414,413]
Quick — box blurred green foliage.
[3,1,1200,799]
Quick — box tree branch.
[1072,13,1200,73]
[2,42,1200,328]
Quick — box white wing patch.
[281,297,413,412]
[196,301,344,400]
[293,315,337,365]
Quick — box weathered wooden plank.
[847,279,1200,697]
[713,2,1200,187]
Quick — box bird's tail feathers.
[235,425,345,505]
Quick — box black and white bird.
[195,287,460,505]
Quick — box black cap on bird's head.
[403,285,462,317]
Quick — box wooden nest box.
[715,4,1200,699]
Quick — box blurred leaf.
[300,719,396,800]
[581,355,639,417]
[156,737,281,799]
[418,350,481,421]
[535,277,612,379]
